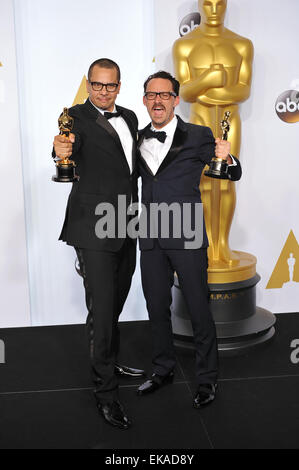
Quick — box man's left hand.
[215,138,232,163]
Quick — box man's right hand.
[53,133,75,160]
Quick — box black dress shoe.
[98,401,132,430]
[193,384,218,409]
[115,364,146,378]
[137,372,174,396]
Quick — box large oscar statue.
[171,0,276,354]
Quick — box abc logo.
[276,90,299,123]
[179,13,201,37]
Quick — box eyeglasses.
[144,92,177,101]
[90,82,119,92]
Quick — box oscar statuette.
[204,111,231,179]
[52,108,79,183]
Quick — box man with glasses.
[53,58,145,430]
[137,71,242,408]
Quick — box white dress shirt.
[90,99,133,174]
[140,115,237,175]
[140,116,178,175]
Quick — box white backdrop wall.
[0,0,31,328]
[13,0,154,326]
[1,0,298,328]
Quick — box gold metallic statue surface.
[59,107,74,136]
[221,111,231,141]
[173,0,255,283]
[58,107,74,162]
[52,108,79,183]
[205,111,231,179]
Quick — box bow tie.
[144,127,167,144]
[104,110,122,120]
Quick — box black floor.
[0,314,299,449]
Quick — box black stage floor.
[0,313,299,449]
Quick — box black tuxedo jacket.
[138,116,242,251]
[56,99,139,252]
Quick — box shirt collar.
[89,98,116,115]
[151,115,178,136]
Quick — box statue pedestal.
[171,251,276,356]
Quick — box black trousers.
[75,238,136,404]
[141,242,218,386]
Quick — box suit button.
[154,178,158,182]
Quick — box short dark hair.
[88,58,121,82]
[143,71,180,96]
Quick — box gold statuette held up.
[204,111,231,180]
[52,108,79,183]
[221,111,231,141]
[59,107,74,138]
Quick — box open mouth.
[152,105,165,117]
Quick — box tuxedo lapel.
[137,125,149,150]
[119,106,138,172]
[83,99,122,147]
[137,118,188,176]
[137,124,155,176]
[96,111,124,151]
[156,116,188,175]
[119,106,138,142]
[84,99,133,173]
